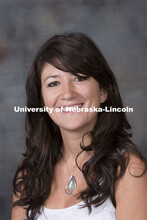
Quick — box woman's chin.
[58,120,95,133]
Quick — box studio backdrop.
[0,0,146,219]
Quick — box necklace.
[61,149,81,195]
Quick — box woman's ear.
[100,88,107,103]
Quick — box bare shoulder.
[11,193,26,220]
[115,153,147,220]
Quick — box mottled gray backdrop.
[0,0,147,219]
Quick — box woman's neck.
[60,128,92,163]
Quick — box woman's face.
[41,63,107,132]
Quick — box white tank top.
[35,197,116,220]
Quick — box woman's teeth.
[62,104,83,112]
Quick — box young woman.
[12,32,147,220]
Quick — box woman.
[12,32,147,220]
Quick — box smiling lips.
[58,103,84,113]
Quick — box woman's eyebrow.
[44,75,59,82]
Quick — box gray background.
[0,0,147,219]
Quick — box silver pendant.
[65,175,77,194]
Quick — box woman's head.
[26,32,130,139]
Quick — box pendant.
[65,175,77,194]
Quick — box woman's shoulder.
[115,152,147,220]
[115,151,147,191]
[119,151,146,175]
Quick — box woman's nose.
[60,82,76,100]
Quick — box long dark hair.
[13,32,147,219]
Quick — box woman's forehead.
[41,62,91,80]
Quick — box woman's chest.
[44,166,88,209]
[37,197,116,220]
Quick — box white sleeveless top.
[35,197,116,220]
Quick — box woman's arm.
[115,153,147,220]
[11,193,26,220]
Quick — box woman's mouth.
[59,103,84,113]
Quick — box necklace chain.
[61,148,81,177]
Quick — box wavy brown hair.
[12,32,147,219]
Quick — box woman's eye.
[47,81,60,87]
[74,76,88,82]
